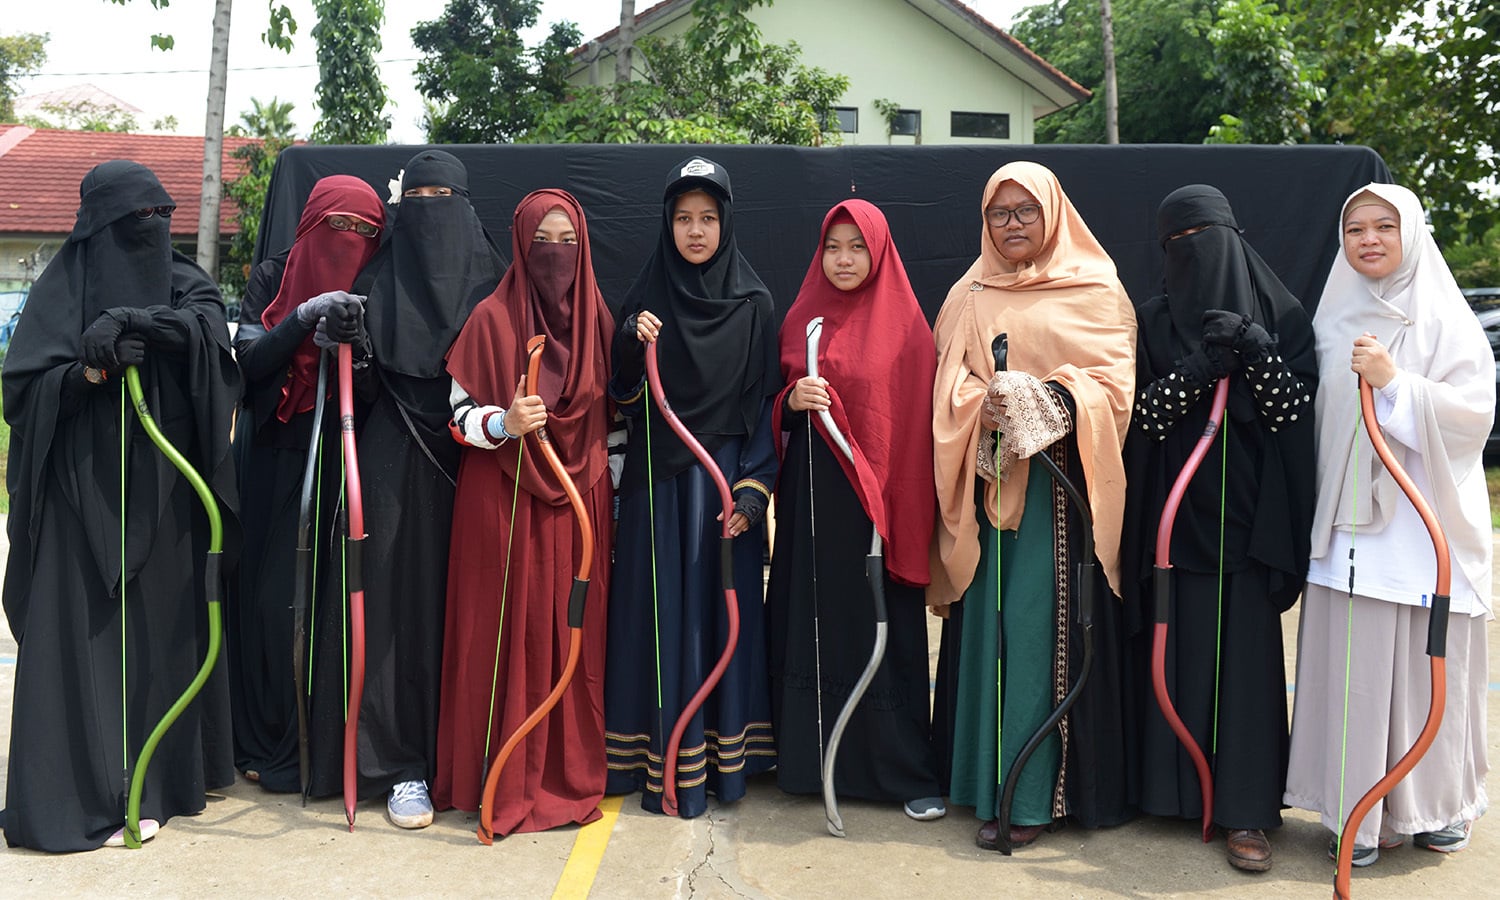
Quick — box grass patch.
[1489,465,1500,530]
[0,381,8,515]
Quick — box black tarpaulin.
[256,143,1391,320]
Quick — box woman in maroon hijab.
[231,174,384,794]
[769,199,943,819]
[433,189,614,835]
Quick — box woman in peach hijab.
[930,161,1137,850]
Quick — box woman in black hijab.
[604,156,779,818]
[1122,184,1317,871]
[1,160,240,850]
[304,150,504,827]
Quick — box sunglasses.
[133,206,176,219]
[327,214,380,238]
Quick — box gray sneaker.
[387,779,434,829]
[903,797,947,821]
[1415,822,1471,853]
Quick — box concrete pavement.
[1,518,1496,897]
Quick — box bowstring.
[481,433,527,794]
[1334,413,1361,857]
[120,377,129,814]
[808,402,826,767]
[645,379,667,790]
[1211,418,1227,757]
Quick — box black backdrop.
[256,143,1391,322]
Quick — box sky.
[9,0,1030,143]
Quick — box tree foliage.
[1203,0,1322,145]
[311,0,389,144]
[412,0,579,144]
[228,96,297,140]
[221,134,292,296]
[528,0,848,146]
[1011,0,1221,144]
[0,32,48,122]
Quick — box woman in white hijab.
[1285,183,1491,866]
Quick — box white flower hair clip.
[388,168,405,205]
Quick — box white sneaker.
[104,818,160,847]
[387,779,434,829]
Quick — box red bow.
[339,344,369,831]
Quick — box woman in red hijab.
[230,174,383,794]
[434,189,614,835]
[768,199,943,820]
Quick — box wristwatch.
[84,366,107,384]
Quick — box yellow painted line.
[551,794,624,899]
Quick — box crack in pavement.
[683,806,758,899]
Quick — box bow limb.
[645,341,740,817]
[476,335,595,845]
[1333,378,1451,898]
[292,351,331,805]
[804,317,888,839]
[986,335,1100,853]
[339,344,369,831]
[1151,375,1230,844]
[121,365,225,849]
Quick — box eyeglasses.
[327,214,380,238]
[985,204,1041,227]
[133,206,176,219]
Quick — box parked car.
[1462,287,1500,459]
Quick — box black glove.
[732,487,768,530]
[1178,343,1236,385]
[115,334,147,368]
[1234,321,1275,364]
[82,307,156,369]
[322,295,365,344]
[1200,309,1248,347]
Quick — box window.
[951,111,1010,140]
[831,106,858,133]
[889,109,921,137]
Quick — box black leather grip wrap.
[346,537,364,593]
[205,552,222,606]
[865,556,889,621]
[568,578,588,629]
[1153,566,1170,624]
[720,537,734,592]
[1428,594,1451,658]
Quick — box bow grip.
[568,578,588,629]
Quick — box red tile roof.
[0,125,261,238]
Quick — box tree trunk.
[1100,0,1119,144]
[198,0,232,275]
[615,1,635,85]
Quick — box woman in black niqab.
[304,150,503,819]
[604,156,780,817]
[2,159,241,851]
[1121,184,1317,870]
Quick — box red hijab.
[774,199,935,587]
[261,175,385,421]
[446,189,614,504]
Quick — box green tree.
[221,134,292,296]
[311,0,389,144]
[527,0,848,146]
[228,96,297,139]
[1010,0,1221,144]
[0,32,48,122]
[1203,0,1322,145]
[1291,0,1499,243]
[412,0,580,143]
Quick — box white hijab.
[1309,183,1493,613]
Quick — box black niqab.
[612,156,777,487]
[1124,184,1317,610]
[361,150,505,379]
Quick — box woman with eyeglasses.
[2,160,241,850]
[930,161,1137,851]
[302,150,505,829]
[1120,185,1317,872]
[432,190,614,835]
[227,174,385,795]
